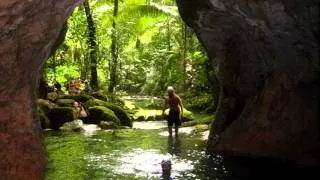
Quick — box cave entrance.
[38,0,219,179]
[1,0,319,179]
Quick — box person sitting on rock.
[73,101,89,122]
[69,79,81,95]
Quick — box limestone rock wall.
[0,0,82,178]
[0,0,319,178]
[176,0,319,165]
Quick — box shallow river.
[44,121,318,180]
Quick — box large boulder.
[85,99,132,127]
[56,99,75,107]
[47,107,78,130]
[36,99,56,115]
[60,119,84,132]
[0,0,84,178]
[176,0,319,165]
[36,99,56,129]
[88,106,120,125]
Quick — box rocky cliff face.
[0,0,319,178]
[176,0,319,165]
[0,0,82,178]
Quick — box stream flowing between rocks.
[44,121,317,180]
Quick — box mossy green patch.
[47,92,59,102]
[182,113,215,127]
[56,99,75,107]
[88,106,120,125]
[91,92,125,107]
[123,99,136,110]
[85,99,132,127]
[193,124,209,133]
[133,109,163,119]
[132,108,194,121]
[36,99,56,115]
[59,94,93,103]
[99,121,119,129]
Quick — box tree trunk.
[84,0,98,91]
[166,18,171,51]
[108,0,119,93]
[52,52,57,81]
[182,23,188,89]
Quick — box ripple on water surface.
[44,122,228,179]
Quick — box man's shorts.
[168,110,181,126]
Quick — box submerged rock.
[60,120,84,132]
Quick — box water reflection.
[133,121,167,130]
[45,121,227,179]
[167,136,182,156]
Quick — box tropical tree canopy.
[43,0,214,100]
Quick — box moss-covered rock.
[88,106,120,125]
[85,99,132,127]
[90,91,108,101]
[146,116,155,121]
[47,92,59,102]
[56,99,75,107]
[98,121,119,129]
[37,106,50,129]
[60,120,84,132]
[59,94,93,103]
[135,116,145,121]
[182,114,215,127]
[90,91,125,107]
[155,115,163,121]
[36,99,56,115]
[48,107,78,130]
[193,124,209,133]
[133,109,162,120]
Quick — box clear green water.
[44,121,228,180]
[44,121,318,180]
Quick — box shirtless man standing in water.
[162,86,184,136]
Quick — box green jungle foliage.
[42,0,216,109]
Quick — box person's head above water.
[167,86,175,97]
